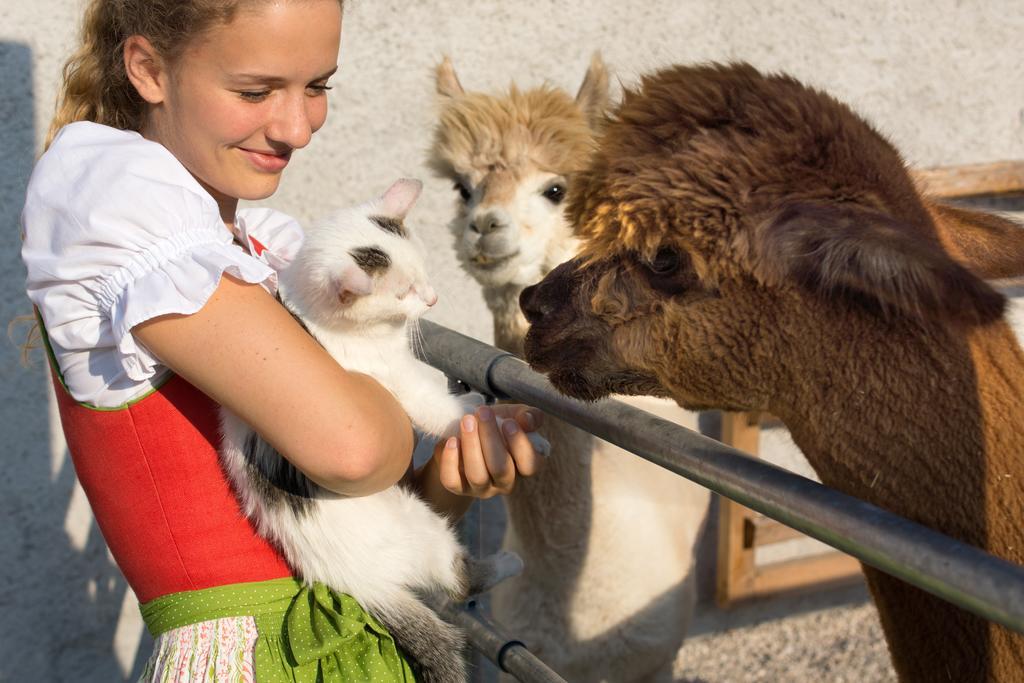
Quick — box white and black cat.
[219,179,532,683]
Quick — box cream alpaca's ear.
[379,178,423,220]
[333,253,374,306]
[436,56,466,98]
[575,52,610,126]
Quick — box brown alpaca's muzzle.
[520,259,618,401]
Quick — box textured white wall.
[2,0,1022,679]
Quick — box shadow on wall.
[0,42,150,682]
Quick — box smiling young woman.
[125,1,341,222]
[22,1,545,679]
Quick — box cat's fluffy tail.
[375,593,468,683]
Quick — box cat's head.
[284,179,438,326]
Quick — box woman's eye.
[453,181,472,202]
[542,184,566,204]
[648,247,680,274]
[306,84,333,96]
[239,90,270,102]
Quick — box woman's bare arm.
[133,275,414,496]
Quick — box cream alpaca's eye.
[453,181,471,202]
[542,184,566,204]
[649,247,680,274]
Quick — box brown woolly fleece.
[520,61,1024,682]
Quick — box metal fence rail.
[432,599,568,683]
[417,319,1024,639]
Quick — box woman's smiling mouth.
[239,147,291,172]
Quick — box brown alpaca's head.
[520,62,1024,409]
[428,54,610,289]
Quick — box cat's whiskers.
[408,318,426,362]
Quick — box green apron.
[140,578,417,682]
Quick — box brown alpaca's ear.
[575,52,610,127]
[926,202,1024,280]
[751,202,1007,325]
[435,56,466,98]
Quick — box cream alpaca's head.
[282,179,437,328]
[428,54,610,290]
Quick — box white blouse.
[21,122,304,408]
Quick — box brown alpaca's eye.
[542,184,566,204]
[453,181,471,202]
[648,247,680,275]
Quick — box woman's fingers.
[501,418,542,477]
[438,436,466,494]
[437,403,547,498]
[459,413,491,493]
[491,404,544,433]
[476,407,515,493]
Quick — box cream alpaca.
[429,56,710,682]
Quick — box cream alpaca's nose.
[469,210,507,235]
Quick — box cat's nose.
[421,285,438,307]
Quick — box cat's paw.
[525,430,551,458]
[489,550,525,585]
[464,551,524,596]
[457,392,487,413]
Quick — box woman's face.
[143,1,342,221]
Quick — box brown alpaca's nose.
[520,282,549,323]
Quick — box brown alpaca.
[429,56,710,682]
[519,61,1024,682]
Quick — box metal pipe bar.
[417,319,1024,633]
[434,600,568,683]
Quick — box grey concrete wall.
[2,0,1022,680]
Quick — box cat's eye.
[648,247,680,275]
[453,181,472,202]
[542,183,566,204]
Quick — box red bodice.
[50,369,292,603]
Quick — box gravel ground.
[464,491,898,683]
[472,581,897,682]
[674,583,896,683]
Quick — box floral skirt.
[137,578,416,682]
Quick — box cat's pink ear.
[332,254,374,305]
[379,179,423,220]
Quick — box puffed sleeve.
[22,122,277,400]
[235,206,305,274]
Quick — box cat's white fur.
[219,179,521,683]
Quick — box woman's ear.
[123,35,167,105]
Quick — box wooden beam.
[716,412,762,607]
[751,552,863,597]
[743,515,805,548]
[912,160,1024,198]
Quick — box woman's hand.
[414,404,545,518]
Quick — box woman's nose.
[267,94,314,149]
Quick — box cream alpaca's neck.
[482,282,598,546]
[483,284,530,356]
